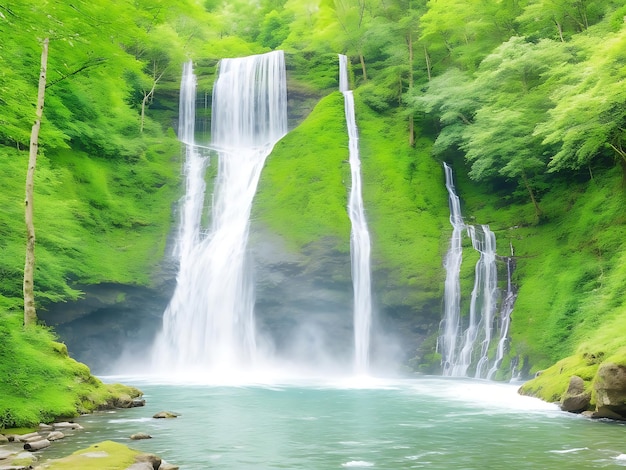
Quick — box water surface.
[39,377,626,469]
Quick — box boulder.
[0,435,8,444]
[134,453,162,469]
[129,433,152,440]
[47,431,65,441]
[560,375,591,413]
[54,421,83,430]
[160,460,180,470]
[153,411,179,419]
[594,362,626,420]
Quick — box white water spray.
[339,54,373,374]
[152,51,287,374]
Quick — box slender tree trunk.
[521,170,542,220]
[359,52,367,81]
[424,45,432,81]
[24,37,49,326]
[408,31,415,147]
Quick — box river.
[37,376,626,469]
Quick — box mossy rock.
[518,354,597,404]
[35,440,140,469]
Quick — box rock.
[153,411,179,419]
[132,398,146,407]
[560,375,591,413]
[134,453,161,469]
[0,465,32,470]
[47,431,65,441]
[594,362,626,420]
[23,439,51,451]
[129,433,152,440]
[38,423,54,431]
[0,435,8,444]
[0,450,14,460]
[124,463,154,470]
[54,421,83,430]
[159,461,180,470]
[16,432,40,442]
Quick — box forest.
[1,0,626,425]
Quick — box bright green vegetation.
[0,312,141,428]
[255,92,351,251]
[36,441,141,470]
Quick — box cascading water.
[439,163,512,379]
[439,162,465,376]
[487,255,517,379]
[152,51,287,374]
[339,54,373,374]
[468,225,498,379]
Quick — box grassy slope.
[0,312,141,427]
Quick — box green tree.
[535,30,626,181]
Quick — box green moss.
[519,354,597,403]
[38,441,140,470]
[255,92,351,251]
[355,99,449,314]
[0,312,141,427]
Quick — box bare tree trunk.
[521,170,542,220]
[24,37,49,326]
[424,45,432,81]
[140,65,164,133]
[408,32,415,147]
[359,52,367,81]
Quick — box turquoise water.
[39,377,626,469]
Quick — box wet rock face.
[39,281,176,374]
[251,228,355,367]
[594,362,626,420]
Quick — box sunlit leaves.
[536,29,626,171]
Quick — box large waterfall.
[439,163,513,379]
[152,51,287,374]
[339,54,373,374]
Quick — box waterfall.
[439,163,511,379]
[469,225,498,379]
[487,255,517,379]
[152,51,287,373]
[339,54,373,374]
[439,163,465,376]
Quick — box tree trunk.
[424,45,432,81]
[359,52,367,81]
[408,31,415,147]
[24,37,49,327]
[521,170,542,220]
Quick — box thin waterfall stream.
[439,163,514,379]
[339,54,373,375]
[151,51,287,375]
